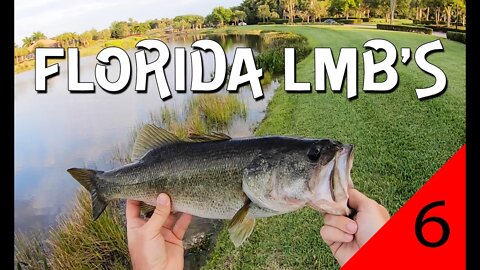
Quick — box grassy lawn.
[363,18,414,25]
[203,25,465,269]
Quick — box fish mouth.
[308,144,354,216]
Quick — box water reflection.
[14,34,278,234]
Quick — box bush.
[257,22,276,25]
[337,19,363,24]
[446,31,466,44]
[362,17,370,22]
[413,20,447,25]
[293,18,303,23]
[377,24,433,35]
[256,31,312,74]
[273,19,288,24]
[425,25,466,33]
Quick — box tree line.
[15,0,466,63]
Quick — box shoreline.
[14,29,211,75]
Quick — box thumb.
[347,188,373,212]
[145,193,172,233]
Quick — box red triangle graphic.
[342,145,466,269]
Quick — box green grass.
[203,25,465,269]
[364,18,414,25]
[14,25,465,269]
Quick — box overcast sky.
[15,0,243,44]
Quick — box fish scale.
[67,124,354,247]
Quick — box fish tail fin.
[67,168,107,220]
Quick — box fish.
[67,124,354,247]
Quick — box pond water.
[14,34,279,268]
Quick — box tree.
[22,36,33,48]
[233,10,247,25]
[110,21,130,38]
[329,0,358,19]
[444,0,462,27]
[209,6,233,26]
[390,0,394,24]
[31,31,47,41]
[363,0,380,18]
[395,0,412,19]
[282,0,297,23]
[98,29,111,40]
[79,31,92,47]
[258,4,272,22]
[311,0,330,22]
[297,10,310,21]
[270,11,280,20]
[131,22,151,35]
[14,47,29,64]
[195,16,205,29]
[88,28,99,40]
[426,0,445,25]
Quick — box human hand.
[320,189,390,266]
[126,194,192,270]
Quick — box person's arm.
[126,194,192,270]
[320,189,390,266]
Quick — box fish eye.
[307,146,321,161]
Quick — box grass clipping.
[15,190,130,269]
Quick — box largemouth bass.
[68,124,354,246]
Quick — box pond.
[14,34,279,268]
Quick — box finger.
[160,214,178,230]
[347,189,374,211]
[126,200,145,228]
[172,213,192,240]
[323,214,357,234]
[320,225,354,245]
[145,193,172,233]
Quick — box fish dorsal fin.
[188,132,232,142]
[131,124,181,160]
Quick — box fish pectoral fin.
[131,124,181,160]
[228,199,256,247]
[187,132,232,142]
[139,202,156,217]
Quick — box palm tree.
[22,36,33,48]
[32,31,47,41]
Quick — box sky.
[15,0,243,44]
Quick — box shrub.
[273,19,288,24]
[377,24,433,35]
[256,31,312,74]
[337,19,363,24]
[413,20,446,25]
[425,25,466,33]
[446,31,466,44]
[293,18,303,23]
[257,22,276,25]
[362,17,370,22]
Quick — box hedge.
[257,22,276,25]
[321,17,368,22]
[425,25,466,33]
[412,20,447,25]
[446,31,466,44]
[337,19,363,24]
[377,24,433,34]
[273,19,288,24]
